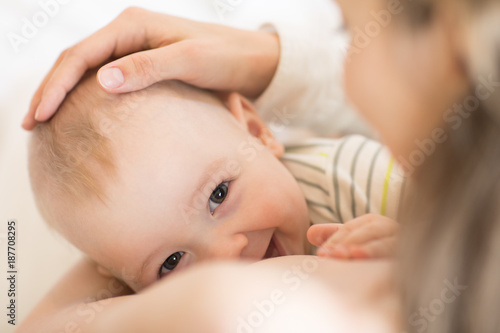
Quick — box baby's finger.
[318,214,378,245]
[343,213,383,229]
[317,244,349,258]
[307,224,340,247]
[351,237,398,259]
[314,225,354,255]
[314,216,376,251]
[341,222,399,246]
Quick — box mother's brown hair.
[397,0,500,332]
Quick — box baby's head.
[29,70,310,291]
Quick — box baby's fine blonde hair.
[30,71,121,207]
[29,70,224,226]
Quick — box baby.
[29,70,404,292]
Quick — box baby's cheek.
[242,154,309,242]
[269,177,309,235]
[251,187,284,229]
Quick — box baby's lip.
[263,235,286,260]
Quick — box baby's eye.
[159,251,184,277]
[209,182,229,214]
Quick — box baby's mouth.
[263,235,286,259]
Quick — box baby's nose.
[203,233,248,260]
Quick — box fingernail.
[99,67,124,89]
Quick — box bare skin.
[85,256,400,333]
[18,256,399,333]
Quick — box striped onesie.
[280,135,406,225]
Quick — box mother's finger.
[23,49,69,130]
[96,40,196,93]
[24,8,170,127]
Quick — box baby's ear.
[225,92,284,157]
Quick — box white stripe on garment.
[280,135,405,225]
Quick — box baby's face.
[59,89,310,291]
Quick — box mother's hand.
[23,7,279,130]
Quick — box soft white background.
[0,0,341,332]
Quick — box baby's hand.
[307,214,399,259]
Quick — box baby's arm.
[16,257,133,333]
[307,214,400,259]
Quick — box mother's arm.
[84,256,399,333]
